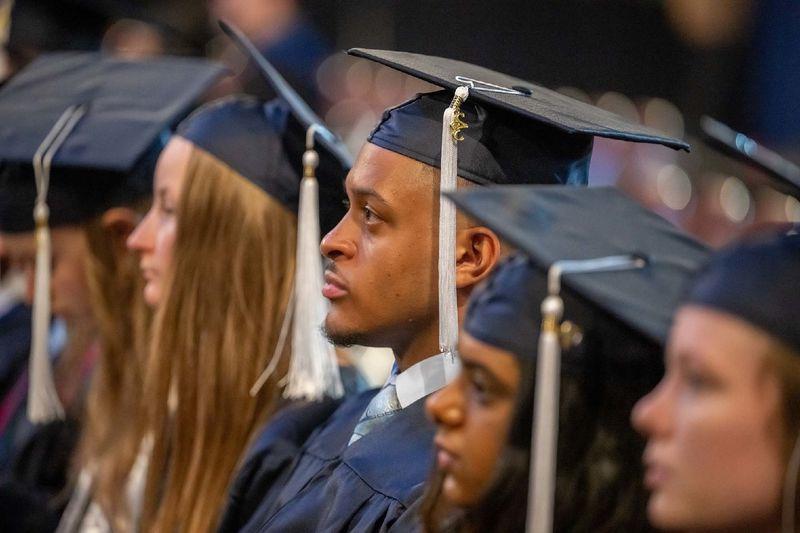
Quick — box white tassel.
[526,255,648,533]
[27,105,86,424]
[527,293,563,533]
[439,86,469,363]
[282,125,344,400]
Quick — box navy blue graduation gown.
[0,303,31,398]
[219,398,343,532]
[240,388,435,532]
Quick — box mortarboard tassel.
[281,125,344,400]
[527,255,646,533]
[28,104,87,424]
[528,289,563,533]
[439,86,470,362]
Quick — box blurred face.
[425,332,520,506]
[2,226,93,320]
[321,143,438,349]
[632,305,786,532]
[127,137,191,307]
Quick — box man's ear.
[100,207,140,252]
[454,226,501,290]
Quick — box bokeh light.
[719,176,751,223]
[656,164,693,210]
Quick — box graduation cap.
[687,230,800,354]
[447,185,710,533]
[347,48,691,366]
[700,116,800,200]
[179,20,351,401]
[0,51,224,424]
[0,51,225,231]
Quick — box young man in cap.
[223,49,687,532]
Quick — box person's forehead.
[670,305,773,364]
[155,137,193,190]
[459,332,520,383]
[346,143,434,201]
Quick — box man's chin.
[322,316,374,348]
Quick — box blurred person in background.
[0,235,29,415]
[208,0,330,108]
[0,53,221,531]
[633,231,800,533]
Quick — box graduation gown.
[0,303,30,399]
[239,388,435,532]
[219,398,344,532]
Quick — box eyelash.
[467,372,493,404]
[362,205,378,223]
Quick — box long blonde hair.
[78,208,151,528]
[140,145,296,532]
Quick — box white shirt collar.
[395,351,461,408]
[0,271,25,318]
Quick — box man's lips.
[322,270,348,299]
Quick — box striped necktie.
[348,374,401,446]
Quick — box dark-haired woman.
[421,255,662,532]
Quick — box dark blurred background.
[2,0,799,247]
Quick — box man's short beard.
[322,324,373,348]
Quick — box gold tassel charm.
[448,91,469,142]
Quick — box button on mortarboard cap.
[188,20,350,401]
[700,116,800,200]
[448,185,709,533]
[0,51,223,425]
[687,230,800,354]
[0,52,225,232]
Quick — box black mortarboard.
[452,186,709,346]
[448,185,709,533]
[687,230,800,354]
[0,51,225,232]
[349,48,690,187]
[177,95,350,235]
[700,116,800,200]
[183,20,350,236]
[0,51,223,424]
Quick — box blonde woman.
[124,93,349,532]
[633,231,800,533]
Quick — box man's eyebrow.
[349,186,389,206]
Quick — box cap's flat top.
[701,116,800,199]
[448,185,709,343]
[348,48,690,152]
[222,20,353,168]
[0,52,225,172]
